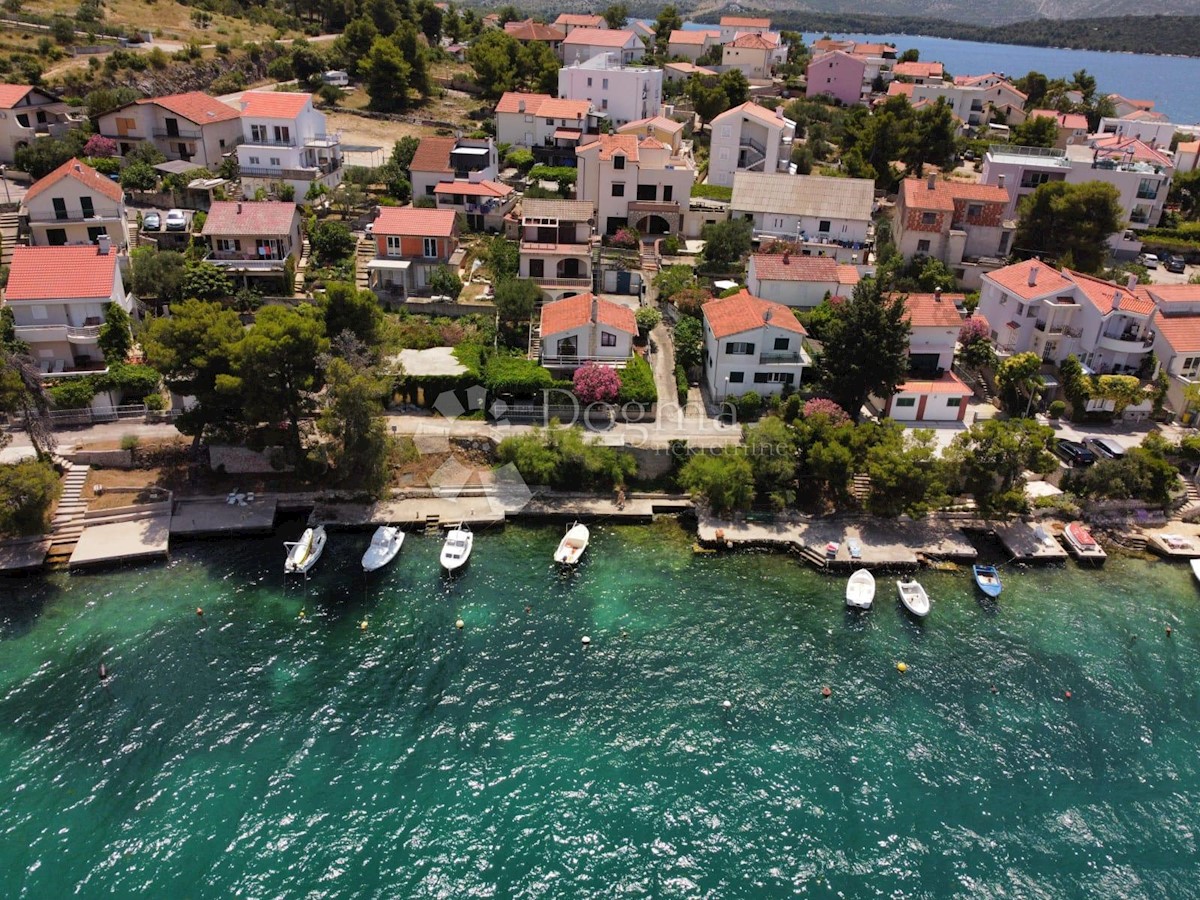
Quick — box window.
[602,78,608,89]
[753,372,795,384]
[612,183,625,197]
[52,198,67,221]
[613,155,625,170]
[637,184,656,201]
[895,397,916,407]
[946,397,962,407]
[721,125,732,138]
[556,336,578,357]
[724,341,754,355]
[1183,356,1200,378]
[528,259,544,278]
[269,157,281,166]
[248,156,260,165]
[80,197,94,219]
[423,238,438,258]
[46,229,67,246]
[546,118,554,126]
[601,332,617,347]
[273,125,290,144]
[917,239,931,253]
[966,203,983,218]
[818,220,831,233]
[31,305,47,320]
[1016,302,1025,317]
[998,232,1011,255]
[920,212,937,226]
[587,77,592,87]
[773,337,790,351]
[250,124,267,143]
[386,235,402,256]
[601,99,608,110]
[1020,171,1052,189]
[728,371,744,383]
[1136,178,1158,200]
[663,186,673,202]
[954,268,965,280]
[86,226,107,243]
[217,238,241,252]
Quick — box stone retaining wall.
[209,445,293,474]
[71,449,133,468]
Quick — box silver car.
[165,209,187,231]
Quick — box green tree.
[317,356,394,495]
[142,299,245,453]
[906,98,958,175]
[98,302,132,363]
[678,449,755,514]
[699,218,752,269]
[290,39,328,83]
[520,40,561,96]
[653,264,696,302]
[429,265,463,299]
[653,4,682,50]
[1013,114,1060,149]
[485,234,520,279]
[467,30,520,100]
[360,36,412,112]
[818,277,911,420]
[673,315,704,371]
[947,417,1056,511]
[743,417,797,509]
[1168,168,1200,221]
[320,282,382,346]
[719,69,750,108]
[493,277,540,324]
[332,16,378,75]
[180,261,233,302]
[1014,181,1123,273]
[0,352,55,458]
[0,460,60,536]
[602,3,629,29]
[232,305,329,463]
[995,351,1044,415]
[119,161,158,191]
[391,135,421,175]
[1015,71,1049,108]
[866,427,951,516]
[309,220,356,266]
[686,74,731,130]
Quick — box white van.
[321,70,350,87]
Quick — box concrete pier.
[69,514,171,570]
[171,497,279,537]
[0,536,51,572]
[991,520,1068,563]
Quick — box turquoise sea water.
[2,520,1199,897]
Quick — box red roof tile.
[893,61,943,79]
[703,289,806,340]
[1064,269,1154,316]
[201,201,298,237]
[495,92,552,115]
[562,28,637,48]
[720,16,771,28]
[1088,134,1173,169]
[727,32,775,51]
[896,372,972,395]
[504,19,565,41]
[239,91,311,119]
[25,157,123,204]
[896,292,967,328]
[433,180,513,197]
[836,266,860,286]
[751,253,839,283]
[554,13,605,27]
[139,91,239,124]
[0,83,33,109]
[899,177,1009,212]
[1139,284,1200,305]
[887,81,916,99]
[715,101,787,128]
[578,133,640,162]
[540,293,637,337]
[1154,315,1200,354]
[1028,108,1088,131]
[374,207,458,238]
[538,98,591,119]
[5,245,117,301]
[409,136,456,174]
[668,29,718,45]
[985,259,1075,301]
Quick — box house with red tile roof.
[3,243,131,378]
[718,16,771,42]
[667,29,720,62]
[200,200,302,286]
[21,158,128,250]
[539,292,636,369]
[721,32,776,80]
[367,207,459,299]
[663,62,719,86]
[409,135,514,231]
[493,93,597,165]
[0,83,78,164]
[97,92,241,169]
[745,251,857,309]
[503,19,565,53]
[560,28,644,65]
[878,287,977,421]
[708,101,795,188]
[1107,94,1155,118]
[1146,285,1200,417]
[235,92,342,200]
[1026,109,1089,149]
[978,261,1157,377]
[893,61,944,84]
[576,133,695,236]
[886,79,1027,131]
[1098,111,1182,150]
[894,175,1014,289]
[702,289,810,400]
[553,13,606,34]
[519,198,596,301]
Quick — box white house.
[553,13,606,34]
[539,292,636,369]
[561,28,644,65]
[703,289,810,400]
[3,243,132,380]
[874,290,974,422]
[707,101,795,188]
[667,29,720,62]
[745,252,858,309]
[576,133,695,236]
[235,91,342,200]
[0,83,80,164]
[730,171,874,262]
[21,157,128,250]
[721,32,777,80]
[887,79,1027,130]
[98,91,241,169]
[519,198,596,300]
[977,259,1156,375]
[1147,285,1200,419]
[494,92,596,165]
[201,200,302,286]
[558,52,663,128]
[409,134,513,231]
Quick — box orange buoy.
[821,686,832,698]
[1064,690,1072,699]
[1166,626,1173,637]
[196,607,203,617]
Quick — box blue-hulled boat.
[972,564,1002,599]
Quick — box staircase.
[0,210,19,267]
[126,219,140,250]
[851,473,871,505]
[527,320,542,360]
[355,237,374,291]
[45,463,90,565]
[798,544,829,568]
[954,363,994,405]
[640,240,660,275]
[1175,475,1200,520]
[592,245,603,294]
[424,514,441,535]
[294,237,311,295]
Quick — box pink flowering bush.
[83,135,118,158]
[803,397,851,425]
[610,228,641,250]
[958,316,989,346]
[573,363,620,405]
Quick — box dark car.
[1165,255,1187,274]
[1056,439,1096,467]
[1087,437,1125,461]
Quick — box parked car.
[1056,438,1096,467]
[1165,254,1187,274]
[165,209,187,231]
[1139,253,1160,269]
[1086,437,1125,461]
[142,211,161,231]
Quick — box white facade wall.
[542,323,632,366]
[23,176,127,250]
[887,390,966,422]
[707,107,794,188]
[908,324,957,372]
[703,323,809,399]
[8,265,129,373]
[99,103,240,170]
[577,146,695,235]
[237,102,343,199]
[558,56,662,127]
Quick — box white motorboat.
[362,525,404,573]
[896,578,930,618]
[440,524,473,572]
[1191,559,1200,585]
[845,568,875,610]
[284,525,327,575]
[554,521,590,565]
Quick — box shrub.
[505,148,535,172]
[120,433,140,451]
[573,363,620,405]
[634,307,662,333]
[675,364,688,403]
[731,390,762,421]
[429,265,463,300]
[803,397,850,424]
[610,227,641,250]
[483,354,555,395]
[143,393,165,411]
[1048,400,1066,419]
[49,378,95,409]
[617,355,657,405]
[0,460,61,536]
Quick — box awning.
[553,128,582,139]
[366,259,412,270]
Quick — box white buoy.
[722,700,732,710]
[581,635,591,645]
[455,618,464,630]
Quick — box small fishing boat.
[284,525,327,575]
[896,578,930,618]
[554,521,590,565]
[972,564,1002,599]
[440,524,473,573]
[1191,559,1200,585]
[362,525,404,573]
[845,568,875,610]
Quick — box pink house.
[805,50,865,107]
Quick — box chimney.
[782,251,790,264]
[97,233,111,255]
[997,174,1006,189]
[934,286,942,302]
[1112,290,1122,310]
[518,99,526,113]
[927,173,936,190]
[1028,264,1038,287]
[1126,272,1137,292]
[775,105,784,120]
[74,162,82,173]
[591,294,599,323]
[237,202,243,214]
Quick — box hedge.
[690,183,733,201]
[483,354,556,396]
[617,355,657,405]
[675,364,688,404]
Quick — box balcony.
[240,162,340,182]
[153,127,201,140]
[539,353,629,368]
[529,276,593,289]
[627,200,681,215]
[759,349,805,365]
[521,241,591,256]
[1097,331,1154,353]
[205,251,288,270]
[27,211,123,227]
[1135,188,1159,200]
[40,359,109,377]
[1033,321,1081,337]
[244,136,298,148]
[305,133,341,148]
